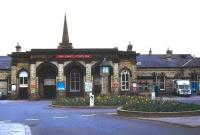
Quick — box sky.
[0,0,200,56]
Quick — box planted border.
[117,107,200,117]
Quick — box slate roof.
[0,56,11,70]
[136,54,193,68]
[183,58,200,67]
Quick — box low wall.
[117,107,200,117]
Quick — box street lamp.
[100,58,110,95]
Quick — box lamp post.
[100,58,110,95]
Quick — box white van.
[173,80,191,96]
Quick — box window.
[121,70,130,91]
[70,69,81,92]
[19,71,28,87]
[159,75,165,90]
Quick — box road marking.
[25,118,39,121]
[81,114,96,117]
[107,113,117,115]
[53,116,68,119]
[3,120,12,122]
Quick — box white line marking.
[3,120,12,122]
[81,114,96,117]
[53,116,68,119]
[25,119,39,121]
[107,113,117,115]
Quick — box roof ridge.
[182,58,193,67]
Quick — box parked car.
[0,91,6,99]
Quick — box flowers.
[52,95,200,112]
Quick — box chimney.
[15,42,21,52]
[149,48,152,55]
[127,41,133,52]
[166,48,173,60]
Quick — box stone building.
[0,15,200,100]
[0,56,11,97]
[7,15,137,100]
[136,48,200,95]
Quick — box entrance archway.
[65,62,85,97]
[92,62,113,95]
[36,63,58,99]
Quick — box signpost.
[85,81,94,107]
[151,85,156,100]
[89,93,94,107]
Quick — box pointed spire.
[58,12,73,49]
[62,12,69,44]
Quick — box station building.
[137,49,200,95]
[0,15,200,100]
[7,15,137,100]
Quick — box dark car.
[0,91,6,99]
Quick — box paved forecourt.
[0,100,199,135]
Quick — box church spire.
[58,13,73,49]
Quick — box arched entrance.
[92,62,113,95]
[36,63,58,99]
[65,62,85,97]
[18,70,29,99]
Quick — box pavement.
[142,95,200,128]
[0,121,31,135]
[139,116,200,128]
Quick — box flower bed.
[52,95,200,112]
[122,98,200,112]
[52,96,138,106]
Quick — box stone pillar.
[112,63,119,95]
[56,63,65,99]
[85,63,92,95]
[10,66,17,99]
[100,73,110,95]
[30,64,39,100]
[85,63,92,82]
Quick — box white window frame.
[19,71,28,88]
[159,76,165,91]
[70,69,81,92]
[120,70,130,91]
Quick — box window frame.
[120,70,130,91]
[19,71,28,88]
[70,69,81,92]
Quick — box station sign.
[55,54,93,59]
[56,82,65,91]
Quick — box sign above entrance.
[56,82,65,91]
[55,54,93,59]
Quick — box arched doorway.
[65,62,85,97]
[36,63,58,99]
[92,62,113,95]
[18,70,29,99]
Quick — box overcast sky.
[0,0,200,56]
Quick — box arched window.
[121,70,130,91]
[19,71,28,87]
[70,69,80,92]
